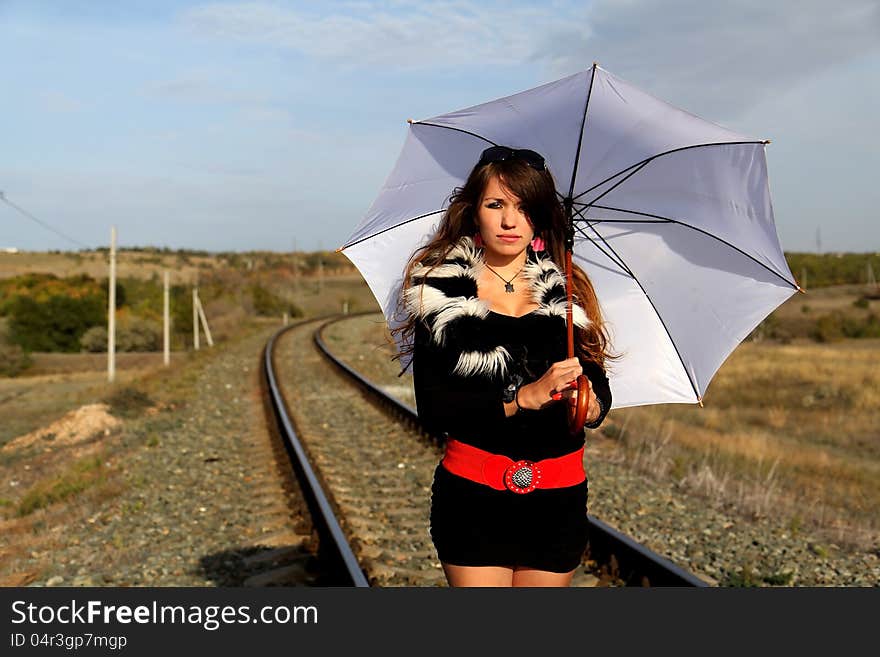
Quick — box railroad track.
[264,314,708,587]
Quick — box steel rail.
[315,313,710,587]
[263,319,370,587]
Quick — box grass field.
[603,336,880,548]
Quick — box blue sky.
[1,0,878,253]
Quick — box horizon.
[2,245,879,257]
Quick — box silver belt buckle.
[504,460,542,494]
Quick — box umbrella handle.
[568,374,590,435]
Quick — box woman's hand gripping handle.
[508,357,600,424]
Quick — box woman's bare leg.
[511,567,576,587]
[442,563,514,587]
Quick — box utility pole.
[292,238,298,293]
[163,270,170,366]
[108,226,117,383]
[193,287,200,351]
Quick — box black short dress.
[413,310,612,573]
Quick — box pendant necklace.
[485,262,525,293]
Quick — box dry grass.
[0,359,168,449]
[0,250,212,284]
[602,338,880,549]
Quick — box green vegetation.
[722,565,794,587]
[786,252,880,288]
[250,284,303,317]
[811,311,880,342]
[80,319,162,353]
[7,294,104,352]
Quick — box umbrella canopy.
[340,64,800,409]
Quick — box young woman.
[395,145,615,587]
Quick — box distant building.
[2,247,19,254]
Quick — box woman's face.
[475,175,534,261]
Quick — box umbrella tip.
[406,118,414,124]
[335,246,344,253]
[593,61,599,68]
[697,395,704,408]
[764,139,772,144]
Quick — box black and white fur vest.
[404,236,590,380]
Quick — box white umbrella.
[339,63,801,410]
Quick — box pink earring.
[530,235,545,252]
[474,233,484,248]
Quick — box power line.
[0,191,90,250]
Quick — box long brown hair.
[393,154,616,369]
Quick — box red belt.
[442,439,585,494]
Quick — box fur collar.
[405,236,589,379]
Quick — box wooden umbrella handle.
[565,250,590,434]
[568,375,591,434]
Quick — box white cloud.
[180,0,563,69]
[180,0,880,120]
[537,0,880,121]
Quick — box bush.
[80,326,108,353]
[103,386,154,419]
[80,319,161,352]
[812,313,845,342]
[845,312,880,338]
[117,319,161,352]
[0,343,32,376]
[811,311,880,342]
[250,284,303,318]
[7,294,104,352]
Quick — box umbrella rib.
[574,218,704,404]
[571,207,634,278]
[410,121,497,147]
[577,203,799,291]
[571,140,768,203]
[566,62,598,200]
[575,160,651,210]
[338,209,445,251]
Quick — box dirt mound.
[2,403,122,453]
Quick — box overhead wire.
[0,191,91,250]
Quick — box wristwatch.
[502,373,524,404]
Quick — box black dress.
[413,309,612,573]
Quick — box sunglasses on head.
[477,146,546,172]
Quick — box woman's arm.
[582,359,611,429]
